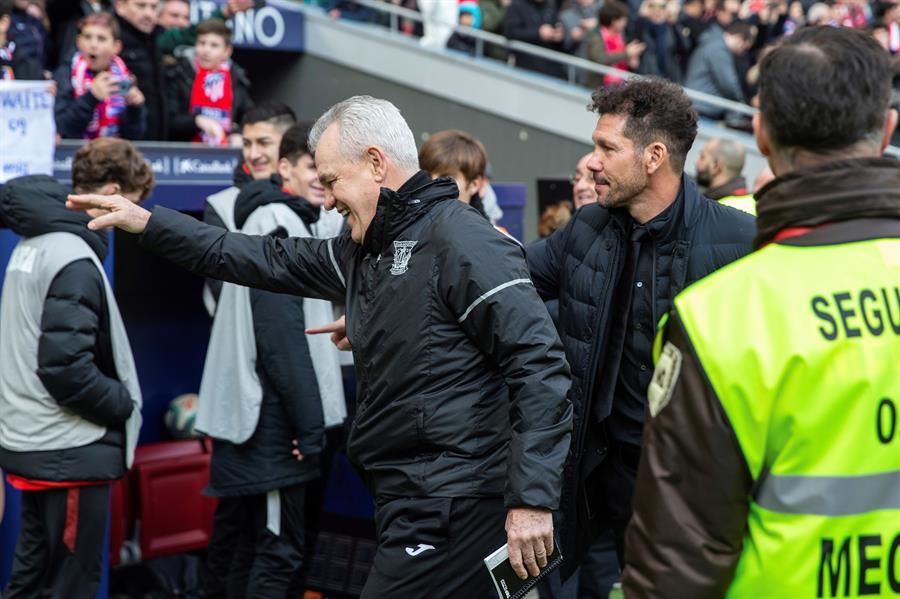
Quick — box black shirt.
[607,190,683,446]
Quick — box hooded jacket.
[205,179,327,496]
[0,175,135,482]
[139,172,573,509]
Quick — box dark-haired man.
[201,102,296,315]
[623,26,899,598]
[684,21,756,119]
[527,77,755,583]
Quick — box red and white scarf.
[70,52,130,139]
[189,60,234,146]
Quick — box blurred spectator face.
[242,121,284,179]
[646,1,668,23]
[725,29,755,54]
[694,140,718,187]
[586,114,649,209]
[279,153,326,206]
[315,123,381,243]
[77,24,122,72]
[459,12,475,26]
[116,0,159,34]
[571,153,598,209]
[445,171,482,203]
[195,32,231,70]
[610,15,628,32]
[158,0,190,29]
[807,3,833,24]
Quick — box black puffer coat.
[0,175,132,482]
[527,174,755,576]
[140,172,573,509]
[206,179,325,497]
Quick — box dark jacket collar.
[610,174,700,241]
[233,176,319,230]
[705,176,748,201]
[0,175,108,260]
[754,156,900,248]
[362,171,459,255]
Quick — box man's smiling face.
[315,123,381,244]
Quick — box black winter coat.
[0,42,43,80]
[52,64,146,140]
[0,175,133,482]
[140,172,573,509]
[206,179,326,497]
[117,17,167,140]
[527,175,755,576]
[164,53,253,142]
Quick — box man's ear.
[277,157,291,182]
[645,142,668,175]
[225,44,233,60]
[879,108,898,154]
[753,112,771,157]
[467,175,484,198]
[98,182,120,195]
[366,146,388,183]
[114,39,123,55]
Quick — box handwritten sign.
[0,80,55,184]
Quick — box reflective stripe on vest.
[718,194,757,216]
[672,238,900,598]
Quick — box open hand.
[66,193,151,233]
[306,315,351,351]
[505,507,554,580]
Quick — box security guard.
[694,137,757,215]
[622,26,900,598]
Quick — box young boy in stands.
[54,12,146,140]
[0,138,152,599]
[165,18,252,146]
[198,124,345,599]
[0,0,42,80]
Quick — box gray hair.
[308,96,420,175]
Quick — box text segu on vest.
[811,287,900,340]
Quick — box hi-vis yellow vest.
[719,194,757,216]
[672,237,900,598]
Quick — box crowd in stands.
[321,0,900,130]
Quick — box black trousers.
[587,441,641,566]
[360,496,508,599]
[202,483,307,599]
[4,484,110,599]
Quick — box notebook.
[484,538,563,599]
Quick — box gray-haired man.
[67,95,573,597]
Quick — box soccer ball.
[164,393,200,439]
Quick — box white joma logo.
[405,543,435,556]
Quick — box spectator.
[419,0,459,48]
[7,0,46,67]
[446,3,481,56]
[571,152,598,209]
[694,137,756,213]
[526,78,754,581]
[157,0,189,29]
[418,129,488,205]
[114,0,253,140]
[0,138,152,599]
[806,2,834,25]
[196,126,345,599]
[165,18,252,145]
[482,0,512,33]
[684,21,756,118]
[326,0,376,23]
[0,0,43,79]
[586,1,646,88]
[54,12,147,140]
[46,0,111,69]
[633,0,682,80]
[560,0,601,58]
[538,201,573,237]
[504,0,566,78]
[201,102,296,316]
[674,0,706,73]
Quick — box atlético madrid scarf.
[70,52,129,139]
[189,60,234,146]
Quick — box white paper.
[0,80,56,184]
